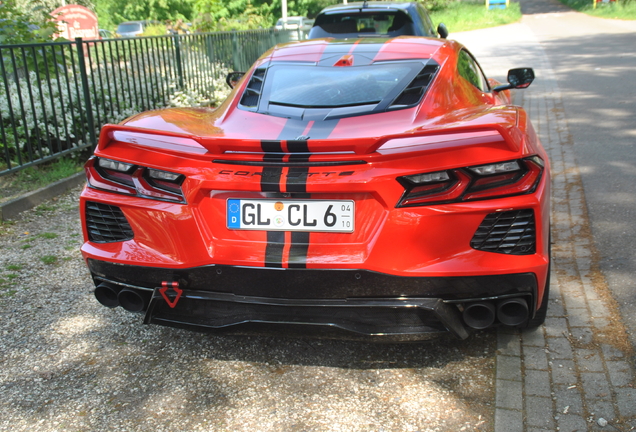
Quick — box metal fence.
[0,28,302,176]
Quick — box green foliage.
[0,1,61,45]
[193,0,274,31]
[269,0,334,18]
[421,0,457,12]
[430,0,522,32]
[93,0,195,30]
[5,158,83,193]
[142,23,169,35]
[40,255,58,265]
[0,1,67,86]
[558,0,636,19]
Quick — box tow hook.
[159,281,183,308]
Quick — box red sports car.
[81,36,550,340]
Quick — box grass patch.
[5,264,22,271]
[558,0,636,19]
[9,158,83,191]
[33,204,57,215]
[40,255,58,265]
[38,232,59,240]
[6,274,18,280]
[430,0,522,32]
[20,244,32,250]
[0,220,15,236]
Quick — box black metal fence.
[0,28,303,176]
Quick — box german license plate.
[227,199,354,232]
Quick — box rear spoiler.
[97,107,524,156]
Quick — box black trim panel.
[87,259,538,301]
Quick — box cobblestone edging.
[472,23,636,432]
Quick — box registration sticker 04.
[227,199,354,233]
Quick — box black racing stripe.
[286,140,311,192]
[288,231,310,269]
[287,140,310,153]
[265,231,285,268]
[260,140,283,192]
[286,167,309,193]
[262,140,283,153]
[276,120,310,141]
[307,119,339,139]
[260,167,283,192]
[261,140,284,267]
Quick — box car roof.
[319,1,418,13]
[265,37,447,64]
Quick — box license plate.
[227,199,354,232]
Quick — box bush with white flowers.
[0,42,233,172]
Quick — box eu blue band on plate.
[227,199,241,228]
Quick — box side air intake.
[240,68,266,107]
[389,63,440,108]
[470,209,535,255]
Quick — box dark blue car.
[308,1,448,40]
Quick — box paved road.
[520,0,636,355]
[455,1,636,430]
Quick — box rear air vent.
[390,64,439,108]
[85,202,134,243]
[470,209,535,255]
[240,68,266,107]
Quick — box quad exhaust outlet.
[462,298,530,329]
[93,283,150,312]
[462,302,496,330]
[94,283,121,308]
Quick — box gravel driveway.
[0,187,496,431]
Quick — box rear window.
[314,11,412,35]
[239,59,441,120]
[267,63,415,108]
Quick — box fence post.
[75,37,96,147]
[174,35,185,89]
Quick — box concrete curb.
[0,171,85,222]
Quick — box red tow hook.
[159,281,183,308]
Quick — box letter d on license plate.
[227,199,354,233]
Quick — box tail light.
[397,156,544,207]
[86,157,185,203]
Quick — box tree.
[0,0,62,45]
[192,0,274,31]
[92,0,196,31]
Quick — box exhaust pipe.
[118,289,149,313]
[497,298,529,326]
[462,302,496,329]
[94,283,121,308]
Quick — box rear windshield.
[267,63,417,108]
[314,11,412,35]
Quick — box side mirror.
[226,71,246,89]
[493,68,535,92]
[437,23,449,39]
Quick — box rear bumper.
[87,259,539,339]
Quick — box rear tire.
[526,232,551,329]
[526,265,550,328]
